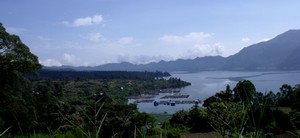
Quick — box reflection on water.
[131,71,300,114]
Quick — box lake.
[130,71,300,114]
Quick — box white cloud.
[159,32,224,59]
[39,59,62,66]
[39,54,84,66]
[118,37,133,45]
[117,54,171,64]
[160,32,212,44]
[63,15,103,27]
[85,32,105,42]
[259,38,271,42]
[241,37,250,43]
[63,53,77,63]
[131,55,172,64]
[186,43,225,59]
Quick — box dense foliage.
[0,23,42,135]
[2,72,190,137]
[169,80,300,137]
[29,69,171,81]
[0,23,191,137]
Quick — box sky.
[1,0,300,66]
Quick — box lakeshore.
[131,71,300,114]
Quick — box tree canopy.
[0,23,41,74]
[0,23,41,134]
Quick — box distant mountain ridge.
[44,29,300,72]
[224,29,300,70]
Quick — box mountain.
[83,56,226,72]
[44,29,300,72]
[224,29,300,70]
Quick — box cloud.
[132,55,172,64]
[39,54,84,66]
[117,53,130,63]
[241,37,250,43]
[63,53,77,63]
[160,32,212,44]
[117,54,171,64]
[186,43,225,59]
[63,53,86,66]
[259,38,271,42]
[118,37,133,45]
[159,32,224,59]
[63,15,103,27]
[85,32,105,42]
[107,37,134,48]
[39,59,62,66]
[37,36,52,41]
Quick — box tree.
[100,103,139,137]
[215,85,233,102]
[169,110,188,127]
[187,106,212,132]
[203,95,220,107]
[292,85,300,110]
[0,23,41,74]
[277,84,294,106]
[207,102,246,137]
[131,112,156,131]
[203,85,233,107]
[0,23,41,133]
[265,91,277,106]
[233,80,256,103]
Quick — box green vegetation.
[0,22,42,135]
[150,113,172,124]
[168,80,300,137]
[1,71,190,137]
[1,22,300,137]
[1,23,191,137]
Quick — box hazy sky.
[1,0,300,66]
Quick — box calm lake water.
[131,71,300,114]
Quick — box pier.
[160,94,189,99]
[153,100,201,106]
[133,99,155,103]
[132,99,200,105]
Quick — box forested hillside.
[29,69,171,81]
